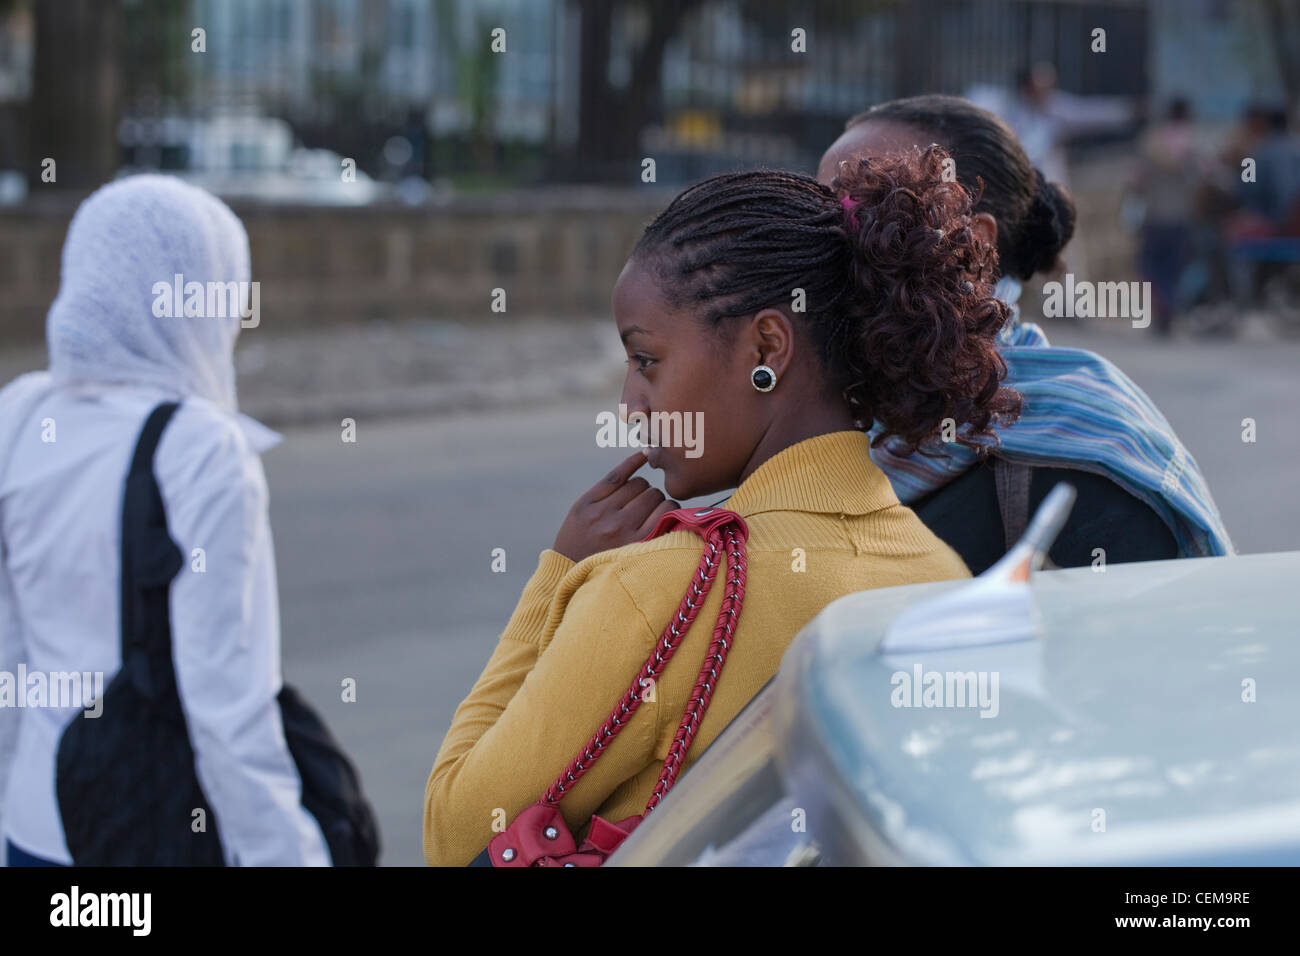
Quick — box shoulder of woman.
[154,399,265,499]
[0,370,53,404]
[563,529,728,616]
[587,528,721,571]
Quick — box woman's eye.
[625,354,655,372]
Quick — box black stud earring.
[751,364,776,392]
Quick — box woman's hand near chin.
[552,451,680,562]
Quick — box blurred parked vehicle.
[610,487,1300,866]
[118,112,390,205]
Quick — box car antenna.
[879,482,1077,653]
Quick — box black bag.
[55,402,380,866]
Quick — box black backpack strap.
[994,457,1063,570]
[128,402,181,479]
[993,456,1032,553]
[118,402,184,703]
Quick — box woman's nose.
[619,385,649,423]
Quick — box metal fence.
[2,0,1151,186]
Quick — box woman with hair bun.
[425,147,1008,865]
[818,94,1233,573]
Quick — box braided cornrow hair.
[632,150,1021,454]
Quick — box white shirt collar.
[234,413,282,453]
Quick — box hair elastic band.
[841,195,860,230]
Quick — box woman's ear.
[971,211,998,250]
[750,307,796,376]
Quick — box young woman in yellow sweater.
[423,147,1022,866]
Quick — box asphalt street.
[264,327,1300,865]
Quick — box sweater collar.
[724,429,900,518]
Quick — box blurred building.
[186,0,555,136]
[0,0,1295,191]
[1148,0,1296,121]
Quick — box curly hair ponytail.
[832,145,1021,453]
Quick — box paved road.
[264,328,1300,866]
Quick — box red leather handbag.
[485,506,749,866]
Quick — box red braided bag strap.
[542,507,749,810]
[645,516,746,812]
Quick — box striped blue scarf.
[868,277,1235,557]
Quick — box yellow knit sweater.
[423,429,970,865]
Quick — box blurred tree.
[1258,0,1300,115]
[565,0,883,182]
[118,0,192,172]
[0,0,31,171]
[121,0,192,109]
[360,0,389,120]
[28,0,122,189]
[458,10,501,172]
[570,0,705,181]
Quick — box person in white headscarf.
[0,174,329,866]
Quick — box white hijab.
[46,174,249,412]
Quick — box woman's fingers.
[605,475,652,508]
[585,451,647,503]
[555,453,680,560]
[618,482,664,525]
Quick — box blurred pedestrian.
[966,62,1135,187]
[819,95,1233,574]
[0,175,332,866]
[967,63,1135,278]
[1131,98,1205,333]
[1236,107,1300,232]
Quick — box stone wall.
[0,162,1138,343]
[0,186,676,342]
